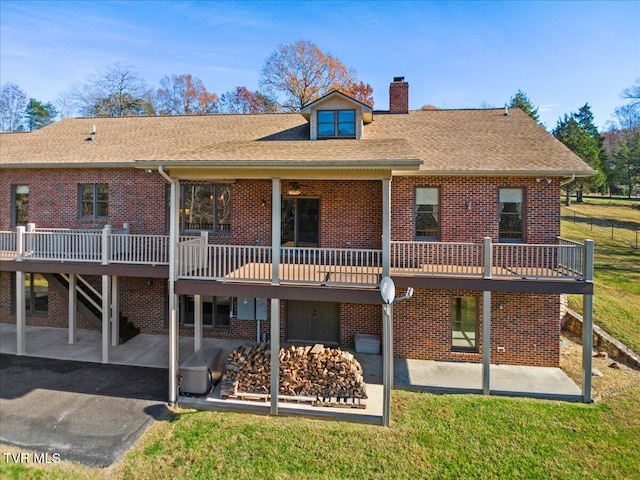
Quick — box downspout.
[157,165,172,183]
[560,174,576,187]
[158,165,179,406]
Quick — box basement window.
[451,296,477,351]
[11,273,48,314]
[179,295,231,329]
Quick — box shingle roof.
[0,108,595,176]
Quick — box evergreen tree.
[24,98,57,130]
[509,90,542,125]
[553,103,606,204]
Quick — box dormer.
[300,90,373,140]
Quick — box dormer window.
[317,109,356,138]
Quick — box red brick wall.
[391,176,561,244]
[390,289,560,366]
[0,168,167,233]
[0,273,13,324]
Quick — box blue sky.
[1,0,638,129]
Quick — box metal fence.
[562,206,639,248]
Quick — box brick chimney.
[389,76,408,114]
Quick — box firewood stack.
[220,343,367,402]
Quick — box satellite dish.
[379,277,395,304]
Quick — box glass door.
[281,198,320,247]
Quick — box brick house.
[0,78,596,419]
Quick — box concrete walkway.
[0,323,582,400]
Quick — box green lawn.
[3,387,639,480]
[561,198,640,354]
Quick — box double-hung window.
[499,188,524,242]
[317,109,355,138]
[79,184,108,219]
[11,185,29,227]
[180,184,231,233]
[415,187,440,240]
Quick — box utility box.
[355,334,381,355]
[237,297,255,320]
[179,347,224,395]
[256,298,268,320]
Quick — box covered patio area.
[0,323,582,424]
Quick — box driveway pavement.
[0,355,173,467]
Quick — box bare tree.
[1,83,27,131]
[260,40,359,111]
[622,79,640,112]
[67,62,155,117]
[219,87,281,114]
[156,74,219,115]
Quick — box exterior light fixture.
[287,182,302,196]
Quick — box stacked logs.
[220,343,367,401]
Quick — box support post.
[194,294,203,352]
[483,237,492,279]
[271,179,281,285]
[168,178,181,405]
[16,226,25,262]
[382,303,393,426]
[111,276,119,347]
[101,275,111,364]
[68,274,77,344]
[270,178,282,415]
[101,225,111,265]
[270,298,280,415]
[382,178,391,276]
[482,291,491,395]
[582,239,594,403]
[16,270,25,355]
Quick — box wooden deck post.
[382,178,393,426]
[270,178,281,415]
[168,177,180,405]
[101,225,111,265]
[483,237,492,395]
[194,294,203,352]
[101,274,110,364]
[482,291,491,395]
[111,276,119,347]
[68,274,77,344]
[16,270,25,355]
[16,226,25,262]
[582,239,594,403]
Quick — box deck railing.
[25,230,103,262]
[492,242,585,280]
[391,241,483,276]
[109,234,170,265]
[281,247,382,286]
[0,231,17,259]
[5,225,589,285]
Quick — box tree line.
[0,40,373,131]
[1,39,637,199]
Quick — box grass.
[561,198,640,354]
[2,387,639,480]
